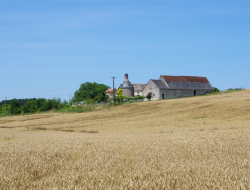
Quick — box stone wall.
[134,91,144,96]
[143,80,160,100]
[121,87,134,97]
[159,89,213,99]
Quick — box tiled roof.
[167,81,213,90]
[151,80,169,89]
[161,75,209,83]
[105,88,117,93]
[158,75,213,90]
[133,84,147,91]
[105,88,112,93]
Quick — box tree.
[9,99,21,114]
[39,99,53,111]
[73,82,110,103]
[22,98,47,113]
[1,105,10,113]
[22,100,36,113]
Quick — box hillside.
[0,90,250,189]
[1,89,249,134]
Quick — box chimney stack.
[125,73,128,80]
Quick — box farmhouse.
[119,73,214,100]
[143,75,214,100]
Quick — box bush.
[86,99,96,105]
[147,92,153,100]
[116,89,126,104]
[136,95,145,99]
[213,87,220,92]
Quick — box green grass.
[206,88,244,96]
[0,138,11,141]
[0,134,14,141]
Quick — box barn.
[143,75,214,100]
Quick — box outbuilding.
[143,75,214,100]
[133,84,146,96]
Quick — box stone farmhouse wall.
[143,80,213,100]
[143,80,161,100]
[134,91,144,96]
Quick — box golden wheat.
[0,90,250,189]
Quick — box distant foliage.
[9,99,21,115]
[22,99,46,113]
[1,105,10,113]
[0,98,36,108]
[213,87,220,92]
[226,88,242,91]
[73,82,110,103]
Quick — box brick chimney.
[125,73,128,80]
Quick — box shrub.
[147,92,153,100]
[116,89,126,104]
[136,95,145,99]
[213,87,220,92]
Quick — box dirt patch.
[0,126,15,128]
[53,129,75,132]
[33,127,47,130]
[80,130,98,133]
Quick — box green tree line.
[0,82,111,116]
[0,98,36,108]
[0,98,68,115]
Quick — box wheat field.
[1,90,250,189]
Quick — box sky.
[1,0,249,102]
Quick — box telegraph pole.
[110,77,116,103]
[5,97,7,110]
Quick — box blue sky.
[1,0,249,101]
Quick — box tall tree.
[73,82,110,103]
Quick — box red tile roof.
[105,88,112,93]
[161,75,209,83]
